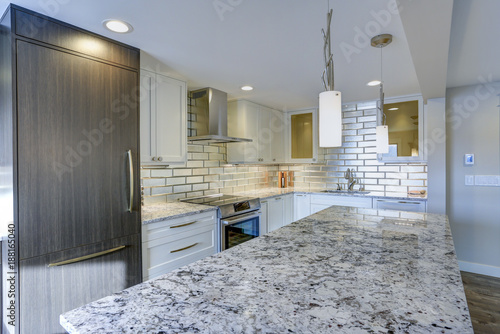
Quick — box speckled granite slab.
[142,202,216,224]
[61,206,471,333]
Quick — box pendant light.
[371,34,392,154]
[319,3,342,148]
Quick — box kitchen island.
[60,206,472,333]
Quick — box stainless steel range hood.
[188,87,252,143]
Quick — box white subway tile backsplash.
[358,116,377,123]
[173,169,192,176]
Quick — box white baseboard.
[458,260,500,278]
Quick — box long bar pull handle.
[170,243,198,253]
[127,149,134,213]
[48,246,126,267]
[170,221,197,229]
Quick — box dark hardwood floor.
[461,271,500,334]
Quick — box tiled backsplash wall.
[141,102,427,204]
[141,143,279,205]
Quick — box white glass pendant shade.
[319,91,342,147]
[376,125,389,153]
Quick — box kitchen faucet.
[345,168,357,191]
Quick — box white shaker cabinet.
[261,194,293,234]
[142,210,217,281]
[310,194,373,214]
[293,193,311,221]
[140,69,187,166]
[227,100,286,164]
[374,199,426,212]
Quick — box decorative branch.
[322,9,334,91]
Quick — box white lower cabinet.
[374,199,426,212]
[259,201,268,235]
[262,194,293,233]
[310,194,373,215]
[293,193,311,221]
[142,210,217,281]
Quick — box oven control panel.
[234,201,250,212]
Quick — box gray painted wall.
[446,82,500,276]
[425,98,447,214]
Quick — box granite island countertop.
[61,206,471,333]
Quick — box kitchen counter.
[234,187,427,202]
[142,202,216,225]
[141,188,426,226]
[61,206,471,333]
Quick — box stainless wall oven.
[180,195,261,252]
[220,210,260,251]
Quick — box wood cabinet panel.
[14,8,139,69]
[17,41,140,259]
[20,234,141,334]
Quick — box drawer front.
[311,194,372,208]
[375,199,426,212]
[142,210,217,242]
[143,223,216,280]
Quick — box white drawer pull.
[170,243,198,253]
[170,221,197,229]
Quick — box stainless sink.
[321,190,370,194]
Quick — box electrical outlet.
[465,175,474,186]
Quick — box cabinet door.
[311,203,330,214]
[17,41,140,259]
[259,201,268,235]
[19,234,141,334]
[294,194,311,221]
[288,109,318,163]
[155,74,187,164]
[283,194,293,225]
[258,107,273,163]
[270,109,286,163]
[267,197,285,232]
[227,100,260,163]
[140,70,156,163]
[375,199,426,212]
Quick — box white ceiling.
[1,0,498,110]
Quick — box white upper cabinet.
[227,100,286,164]
[140,69,187,166]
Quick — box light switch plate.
[465,175,474,186]
[475,175,500,186]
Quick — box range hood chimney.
[188,88,252,143]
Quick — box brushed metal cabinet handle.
[127,150,134,212]
[170,243,198,253]
[158,157,163,162]
[170,221,197,229]
[48,246,126,267]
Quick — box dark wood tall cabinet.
[1,6,142,333]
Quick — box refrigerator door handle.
[127,149,134,212]
[47,245,126,267]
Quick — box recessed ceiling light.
[241,86,253,91]
[367,80,381,86]
[103,19,133,33]
[388,107,399,111]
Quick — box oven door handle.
[221,211,261,225]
